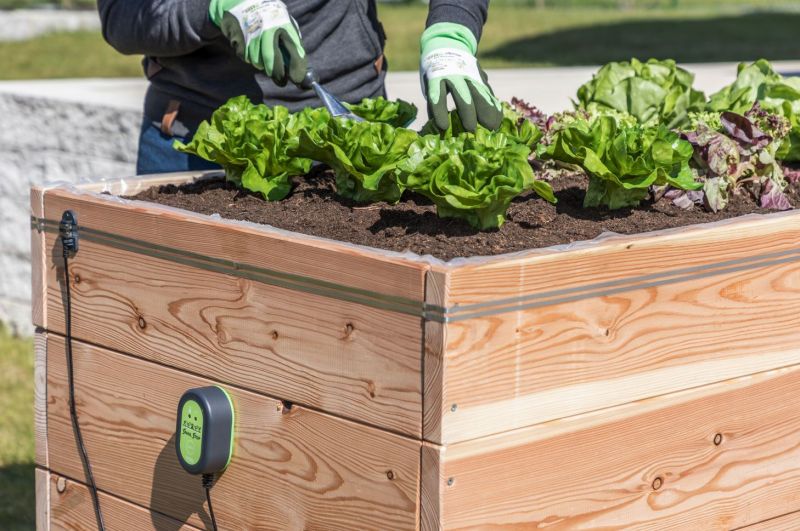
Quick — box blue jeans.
[136,120,220,175]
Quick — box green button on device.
[176,386,235,476]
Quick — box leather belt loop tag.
[161,99,181,137]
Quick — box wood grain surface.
[447,209,800,306]
[742,510,800,530]
[34,330,47,467]
[31,186,46,328]
[48,471,199,531]
[433,366,800,530]
[424,269,448,444]
[436,259,800,443]
[420,443,444,531]
[36,468,49,531]
[44,236,423,437]
[46,335,421,530]
[43,187,427,301]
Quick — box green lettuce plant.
[537,112,699,209]
[174,96,329,200]
[398,129,556,229]
[295,119,418,203]
[577,58,707,129]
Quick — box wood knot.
[652,477,663,490]
[386,470,395,481]
[281,400,293,413]
[342,322,355,340]
[73,274,81,285]
[714,433,723,446]
[271,330,279,341]
[367,381,376,399]
[137,316,147,330]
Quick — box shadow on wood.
[482,13,800,66]
[149,434,212,531]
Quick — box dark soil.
[127,166,800,261]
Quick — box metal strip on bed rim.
[32,216,800,323]
[32,216,443,318]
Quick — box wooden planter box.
[31,171,800,530]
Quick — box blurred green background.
[1,0,799,79]
[1,0,799,528]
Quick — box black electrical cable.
[202,473,219,531]
[60,211,106,531]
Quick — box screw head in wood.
[450,404,458,412]
[56,477,67,493]
[714,433,723,446]
[652,477,663,490]
[447,477,455,487]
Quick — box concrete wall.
[0,92,140,334]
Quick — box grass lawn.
[0,326,35,530]
[1,3,800,80]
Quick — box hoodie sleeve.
[97,0,222,57]
[426,0,489,42]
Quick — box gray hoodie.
[97,0,489,134]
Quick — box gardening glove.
[209,0,307,86]
[420,22,502,133]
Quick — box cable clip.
[59,210,79,256]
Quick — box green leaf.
[398,130,555,229]
[577,58,706,129]
[295,118,418,203]
[344,97,418,128]
[174,96,327,200]
[538,112,698,209]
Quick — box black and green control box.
[175,386,235,475]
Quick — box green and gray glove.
[209,0,307,86]
[420,22,502,133]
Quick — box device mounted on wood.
[176,386,235,475]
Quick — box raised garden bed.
[32,170,800,529]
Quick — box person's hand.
[209,0,307,86]
[420,22,502,132]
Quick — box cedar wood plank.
[43,186,427,301]
[447,210,800,305]
[36,467,49,531]
[48,471,200,530]
[423,268,448,445]
[435,366,800,530]
[434,256,800,443]
[31,186,46,328]
[741,511,800,530]
[43,235,422,437]
[34,329,47,467]
[46,335,421,530]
